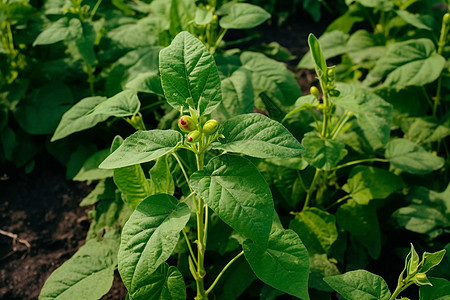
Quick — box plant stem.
[330,112,352,139]
[84,62,96,95]
[195,149,207,299]
[332,158,388,170]
[205,251,244,295]
[303,169,320,210]
[433,16,449,117]
[325,194,351,210]
[183,229,198,267]
[210,28,227,55]
[89,0,103,19]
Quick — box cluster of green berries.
[310,66,340,99]
[178,115,218,142]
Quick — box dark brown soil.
[0,156,126,299]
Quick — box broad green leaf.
[129,263,186,300]
[393,205,449,238]
[14,83,74,135]
[39,231,120,300]
[80,178,116,207]
[406,117,450,145]
[219,3,270,29]
[289,207,338,254]
[420,249,446,273]
[125,72,164,96]
[324,270,391,300]
[169,0,196,36]
[213,113,305,159]
[241,52,301,106]
[298,31,349,69]
[99,130,182,169]
[335,83,392,150]
[91,90,140,117]
[282,95,319,123]
[118,194,190,295]
[159,31,222,115]
[243,227,310,300]
[309,254,340,292]
[212,69,254,123]
[346,0,394,11]
[107,16,160,49]
[301,132,348,170]
[190,155,274,245]
[73,149,113,181]
[346,30,385,65]
[66,19,96,65]
[51,90,140,141]
[194,6,213,25]
[419,277,450,300]
[149,156,174,195]
[33,17,70,45]
[395,10,432,31]
[51,96,108,141]
[364,39,445,88]
[385,139,444,174]
[343,166,404,205]
[337,200,381,259]
[114,164,152,210]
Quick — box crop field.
[0,0,449,299]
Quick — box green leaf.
[395,10,432,31]
[80,178,116,207]
[309,254,340,292]
[125,72,164,96]
[194,6,213,25]
[91,90,141,117]
[159,31,222,115]
[99,130,182,169]
[343,166,404,205]
[337,200,381,259]
[324,270,391,300]
[39,232,120,300]
[14,83,74,135]
[66,19,96,65]
[335,83,392,150]
[307,33,327,75]
[51,96,108,141]
[219,3,270,29]
[190,155,274,245]
[212,113,305,159]
[129,263,186,300]
[33,17,70,45]
[149,155,174,195]
[289,207,338,254]
[364,39,445,88]
[118,194,190,295]
[301,132,348,170]
[241,52,301,106]
[405,117,450,145]
[73,149,113,181]
[298,31,349,70]
[51,90,140,141]
[282,95,319,122]
[393,205,449,238]
[346,30,385,64]
[385,139,444,174]
[215,258,257,300]
[212,69,254,123]
[420,249,446,273]
[243,227,310,300]
[347,0,394,11]
[419,277,450,300]
[114,163,152,210]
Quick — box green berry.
[327,68,335,79]
[178,115,197,133]
[310,86,319,98]
[444,13,450,25]
[203,119,218,135]
[187,130,201,143]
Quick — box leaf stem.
[330,112,353,139]
[303,169,321,210]
[332,158,388,170]
[210,28,227,55]
[433,15,449,117]
[172,153,194,193]
[205,251,244,295]
[183,229,198,267]
[89,0,103,19]
[325,194,351,210]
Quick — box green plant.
[39,31,310,300]
[324,244,447,300]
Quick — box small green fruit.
[187,130,201,142]
[310,86,319,98]
[203,119,218,135]
[327,68,335,79]
[178,115,197,133]
[444,13,450,25]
